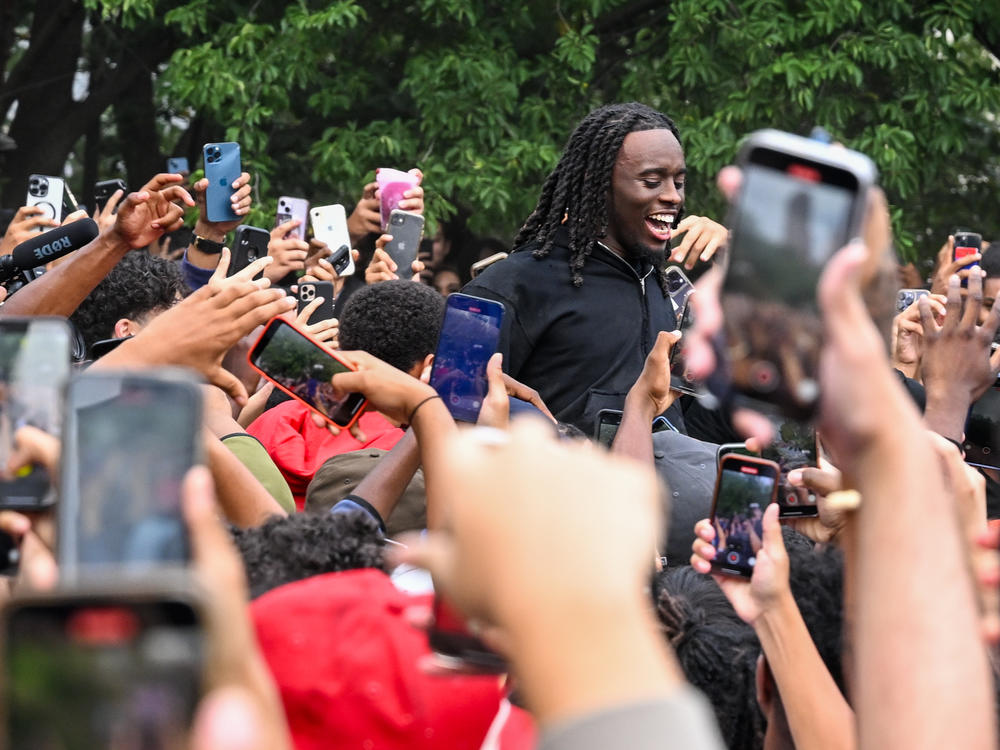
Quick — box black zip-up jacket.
[463,228,679,433]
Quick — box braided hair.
[514,102,682,290]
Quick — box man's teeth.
[648,214,675,229]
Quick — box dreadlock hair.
[514,102,682,291]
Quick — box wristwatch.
[193,235,225,255]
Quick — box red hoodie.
[247,401,402,509]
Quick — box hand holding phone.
[384,210,425,273]
[202,142,242,223]
[429,293,505,422]
[25,175,66,229]
[276,196,309,241]
[708,454,780,578]
[310,205,354,277]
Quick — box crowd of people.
[0,98,996,750]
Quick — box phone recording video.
[4,587,204,750]
[594,408,623,447]
[428,293,505,423]
[715,418,818,518]
[719,129,876,420]
[248,318,367,429]
[0,318,71,511]
[58,373,202,578]
[710,454,780,578]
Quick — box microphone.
[0,218,99,282]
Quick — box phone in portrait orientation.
[248,318,368,430]
[669,298,699,396]
[427,593,506,675]
[428,293,505,423]
[710,454,780,578]
[25,175,66,229]
[202,142,241,223]
[0,318,71,511]
[2,583,204,750]
[376,168,419,230]
[310,204,354,277]
[166,156,190,174]
[718,129,877,420]
[954,231,982,269]
[229,225,270,277]
[385,210,425,275]
[664,266,694,313]
[470,252,508,279]
[276,196,309,241]
[964,382,1000,470]
[594,408,623,447]
[93,179,127,214]
[297,281,336,326]
[58,371,203,580]
[896,288,930,314]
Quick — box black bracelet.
[194,235,225,255]
[407,394,442,425]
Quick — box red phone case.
[247,318,368,430]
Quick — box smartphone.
[166,156,190,174]
[718,129,877,420]
[202,142,241,223]
[428,293,505,423]
[669,298,699,396]
[664,266,694,313]
[58,372,203,579]
[25,175,65,228]
[710,454,780,578]
[896,288,930,314]
[310,204,354,277]
[594,408,623,447]
[297,281,336,326]
[2,583,204,749]
[954,231,982,267]
[964,383,1000,470]
[470,252,508,279]
[276,196,309,241]
[229,225,270,277]
[427,594,505,674]
[0,318,71,511]
[248,317,367,429]
[715,417,818,517]
[385,210,425,275]
[93,179,127,214]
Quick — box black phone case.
[297,281,337,326]
[229,226,269,277]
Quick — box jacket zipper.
[595,242,654,351]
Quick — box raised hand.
[0,205,60,255]
[669,215,728,269]
[111,173,195,249]
[265,219,309,282]
[192,171,253,238]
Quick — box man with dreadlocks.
[465,102,727,432]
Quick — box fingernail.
[787,469,803,484]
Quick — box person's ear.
[415,353,434,384]
[113,318,136,339]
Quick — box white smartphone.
[310,204,354,277]
[276,196,310,241]
[25,175,66,229]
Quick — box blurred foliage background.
[2,0,999,268]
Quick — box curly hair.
[230,510,387,599]
[69,250,187,356]
[338,279,444,372]
[654,566,765,750]
[514,102,682,291]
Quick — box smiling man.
[464,102,727,432]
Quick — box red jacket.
[247,401,402,509]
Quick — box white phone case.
[310,204,354,277]
[25,175,65,230]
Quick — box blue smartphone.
[202,142,241,223]
[166,157,189,174]
[429,293,505,423]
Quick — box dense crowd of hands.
[0,156,996,750]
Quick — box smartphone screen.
[965,383,1000,469]
[5,594,203,749]
[249,318,367,428]
[59,373,202,576]
[710,455,779,578]
[0,318,70,510]
[721,131,874,419]
[429,293,505,423]
[427,595,506,674]
[594,409,623,447]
